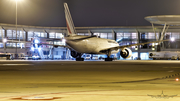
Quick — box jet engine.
[120,48,132,59]
[71,50,81,58]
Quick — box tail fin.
[64,3,77,36]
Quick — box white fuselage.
[65,35,119,54]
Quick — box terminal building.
[0,23,180,60]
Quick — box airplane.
[3,3,170,61]
[147,91,177,99]
[53,3,169,61]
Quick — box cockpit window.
[108,41,116,44]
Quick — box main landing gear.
[76,58,84,61]
[105,57,113,61]
[76,53,84,61]
[105,50,113,61]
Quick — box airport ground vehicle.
[149,51,180,60]
[85,54,91,60]
[92,55,99,60]
[82,54,91,60]
[10,53,29,60]
[32,55,41,60]
[0,53,12,60]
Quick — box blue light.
[31,47,34,51]
[38,47,41,50]
[116,38,123,42]
[34,39,39,44]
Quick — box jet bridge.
[145,15,180,51]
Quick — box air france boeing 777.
[60,3,168,61]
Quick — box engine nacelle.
[120,48,132,59]
[70,50,82,58]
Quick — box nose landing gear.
[105,50,113,61]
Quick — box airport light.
[11,0,23,58]
[176,78,179,81]
[135,46,138,50]
[152,43,155,50]
[171,37,175,42]
[13,0,22,58]
[31,47,34,51]
[3,39,7,43]
[34,39,39,44]
[62,39,66,45]
[38,47,41,50]
[62,39,66,43]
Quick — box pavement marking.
[163,67,180,68]
[0,64,33,66]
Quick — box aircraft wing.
[100,39,170,53]
[37,43,71,49]
[6,40,30,43]
[6,40,71,49]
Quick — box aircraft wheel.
[105,58,113,61]
[76,58,84,61]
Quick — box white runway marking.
[0,64,33,66]
[163,67,180,68]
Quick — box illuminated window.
[19,31,26,40]
[7,30,12,39]
[172,32,180,39]
[0,29,5,39]
[49,33,55,38]
[124,33,131,39]
[56,33,64,38]
[132,33,137,39]
[107,33,113,39]
[6,43,24,48]
[116,33,123,41]
[41,33,47,37]
[34,32,40,37]
[148,33,155,39]
[28,32,34,41]
[100,33,107,39]
[0,43,3,48]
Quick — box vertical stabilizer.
[64,3,76,36]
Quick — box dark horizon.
[0,0,180,27]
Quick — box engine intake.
[71,50,82,58]
[120,48,132,59]
[149,53,153,57]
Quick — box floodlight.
[171,37,175,41]
[34,39,39,44]
[135,46,138,50]
[176,78,179,81]
[62,39,66,43]
[3,38,7,43]
[152,43,155,46]
[38,47,41,50]
[31,47,34,51]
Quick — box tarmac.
[0,60,180,101]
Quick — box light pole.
[15,0,18,58]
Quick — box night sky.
[0,0,180,27]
